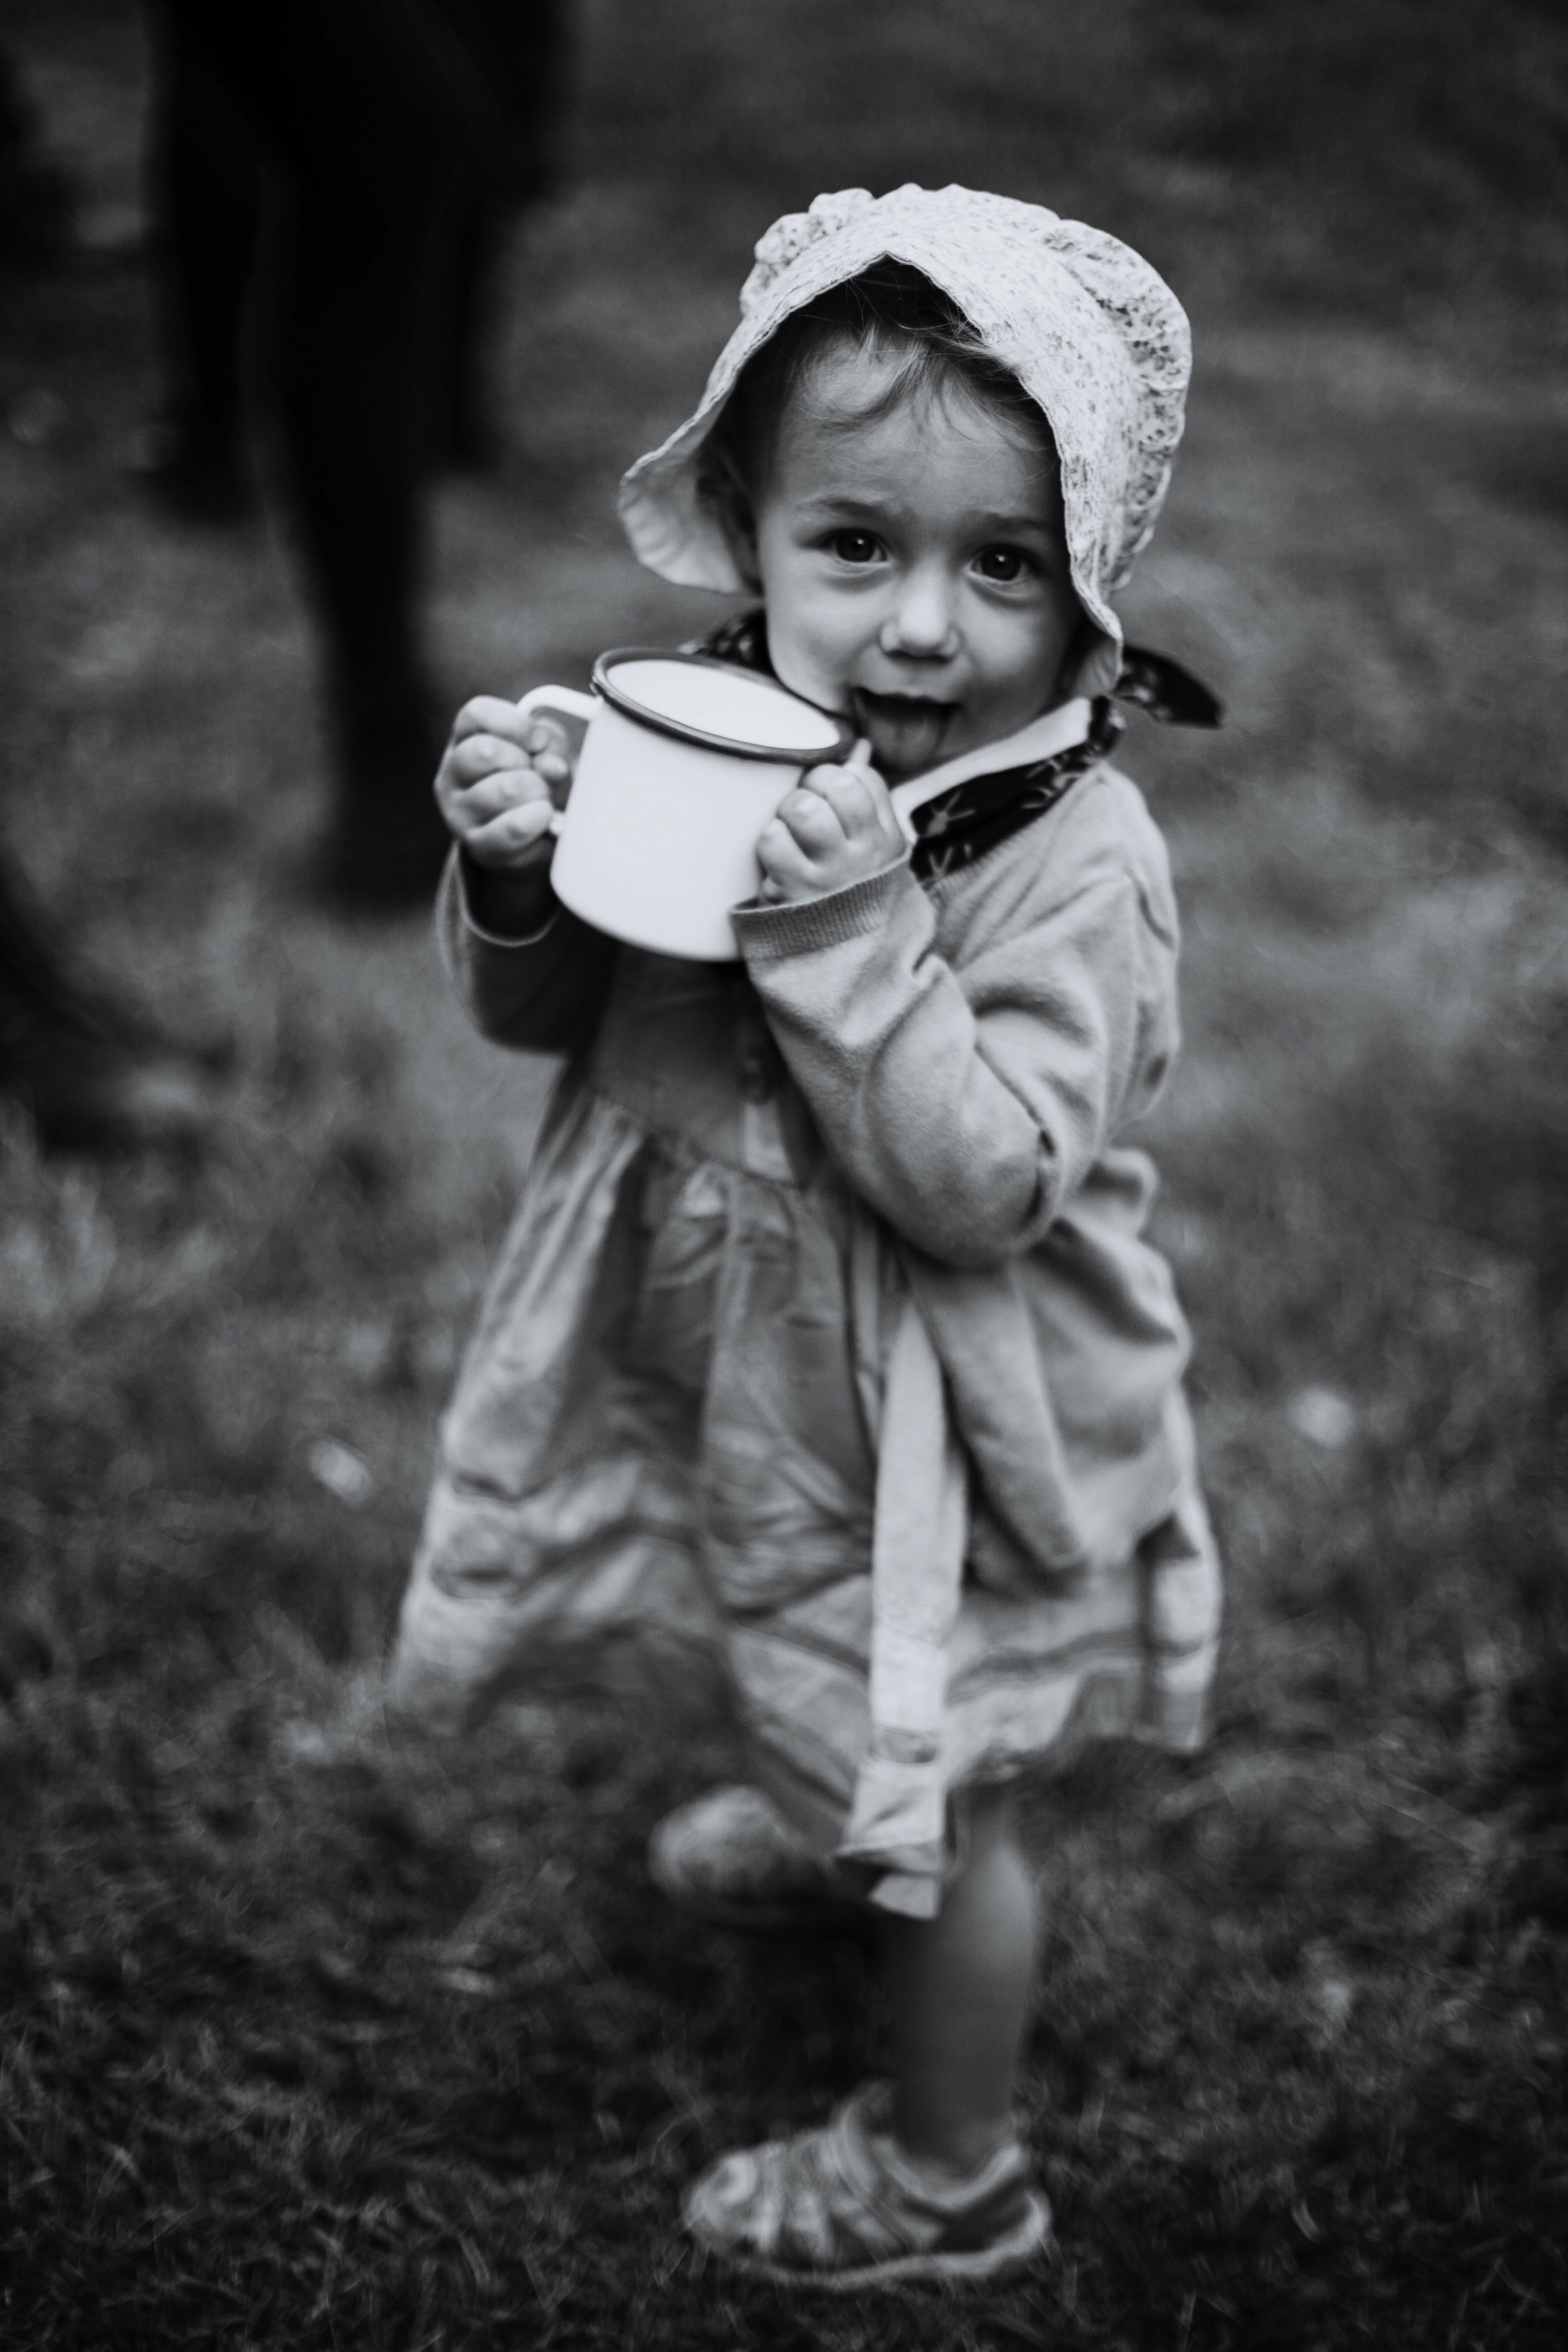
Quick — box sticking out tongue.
[852,691,956,778]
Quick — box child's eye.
[973,546,1033,583]
[826,531,883,565]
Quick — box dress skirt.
[393,956,1221,1863]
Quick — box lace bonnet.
[619,183,1191,693]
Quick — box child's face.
[749,345,1083,779]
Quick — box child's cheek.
[798,592,869,709]
[768,605,848,717]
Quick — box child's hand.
[434,697,574,871]
[756,740,907,905]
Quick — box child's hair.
[695,260,1054,574]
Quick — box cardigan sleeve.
[731,832,1176,1269]
[436,848,619,1056]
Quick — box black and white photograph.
[1,2,1563,2343]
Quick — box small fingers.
[447,734,569,789]
[450,695,532,743]
[776,786,847,851]
[755,816,818,895]
[757,740,907,903]
[450,698,571,765]
[435,754,557,863]
[799,765,877,836]
[448,733,530,782]
[804,746,895,818]
[456,767,554,826]
[519,718,571,771]
[463,797,557,868]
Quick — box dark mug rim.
[591,648,855,765]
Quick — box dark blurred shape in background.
[140,0,561,909]
[2,24,212,1150]
[0,42,74,263]
[0,846,210,1153]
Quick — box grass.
[2,2,1566,2345]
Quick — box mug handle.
[514,684,597,837]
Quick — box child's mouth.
[851,690,957,777]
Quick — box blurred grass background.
[1,2,1566,2346]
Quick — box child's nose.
[880,572,960,660]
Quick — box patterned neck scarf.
[689,611,1221,881]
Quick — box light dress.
[393,739,1223,1906]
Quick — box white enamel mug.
[515,648,855,962]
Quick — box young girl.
[391,183,1223,2290]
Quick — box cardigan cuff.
[448,847,561,948]
[731,855,911,961]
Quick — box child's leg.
[885,1784,1037,2174]
[680,1780,1051,2280]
